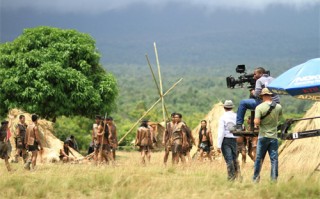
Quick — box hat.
[260,88,273,96]
[223,100,234,108]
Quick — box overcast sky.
[2,0,320,14]
[1,0,319,66]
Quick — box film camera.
[226,65,256,89]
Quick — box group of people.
[1,66,283,183]
[134,66,283,183]
[0,114,43,171]
[217,67,282,182]
[89,115,118,165]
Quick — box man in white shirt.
[217,100,239,181]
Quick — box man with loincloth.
[24,114,43,171]
[106,116,118,160]
[162,112,176,165]
[198,120,213,162]
[13,115,28,163]
[0,121,12,171]
[135,120,154,165]
[59,141,76,163]
[171,113,187,165]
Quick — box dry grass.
[1,151,319,199]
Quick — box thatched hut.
[279,102,320,174]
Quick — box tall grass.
[1,151,319,199]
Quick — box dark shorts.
[16,137,26,149]
[28,144,39,152]
[200,141,211,153]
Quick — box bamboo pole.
[118,78,183,144]
[145,54,170,119]
[154,42,166,122]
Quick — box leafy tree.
[0,26,118,120]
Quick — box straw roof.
[279,102,320,173]
[7,109,83,163]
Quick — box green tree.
[0,26,118,120]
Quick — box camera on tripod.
[226,65,256,89]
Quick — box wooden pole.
[118,78,183,144]
[145,54,170,119]
[154,42,166,122]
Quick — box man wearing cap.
[235,67,280,131]
[253,88,282,183]
[217,100,240,181]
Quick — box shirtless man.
[171,113,187,165]
[89,115,101,155]
[94,119,111,165]
[236,136,247,164]
[14,115,28,163]
[0,121,12,171]
[24,114,43,170]
[246,116,258,162]
[198,120,213,162]
[162,113,176,165]
[135,120,154,165]
[106,117,118,160]
[59,141,76,163]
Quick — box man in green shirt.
[253,88,282,182]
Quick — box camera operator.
[235,67,280,131]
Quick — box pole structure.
[145,54,170,119]
[154,42,166,122]
[118,78,183,144]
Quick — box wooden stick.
[145,54,170,119]
[118,78,183,144]
[154,42,166,122]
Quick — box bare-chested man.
[171,113,187,165]
[106,116,118,160]
[59,141,76,163]
[162,112,176,165]
[24,114,43,171]
[236,136,247,164]
[135,120,154,165]
[198,120,213,162]
[246,116,258,162]
[0,121,12,171]
[94,119,111,165]
[89,115,101,155]
[14,115,28,163]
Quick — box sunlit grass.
[1,151,319,199]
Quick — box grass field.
[1,151,319,199]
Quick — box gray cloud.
[2,0,320,14]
